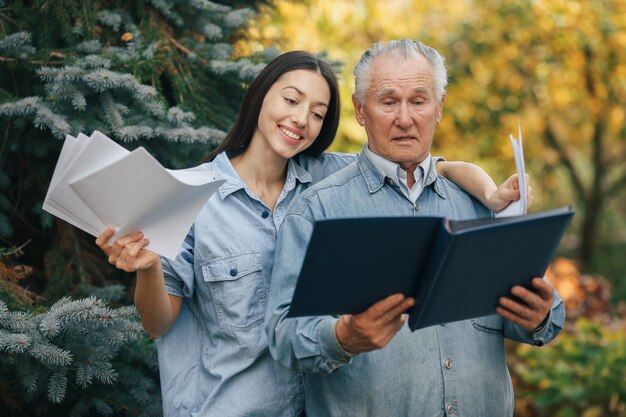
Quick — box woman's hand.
[95,227,160,272]
[486,173,533,213]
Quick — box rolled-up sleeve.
[265,212,353,375]
[161,224,196,298]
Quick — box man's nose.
[395,103,413,129]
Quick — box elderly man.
[265,39,564,417]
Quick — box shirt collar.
[358,146,446,199]
[213,151,312,199]
[364,144,431,183]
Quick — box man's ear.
[352,94,365,126]
[436,94,446,124]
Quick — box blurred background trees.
[1,0,625,416]
[249,0,626,295]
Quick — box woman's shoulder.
[296,152,358,183]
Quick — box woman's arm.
[436,161,530,213]
[96,228,182,338]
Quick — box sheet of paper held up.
[495,124,528,218]
[43,131,225,259]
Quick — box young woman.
[96,51,526,416]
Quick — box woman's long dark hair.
[203,51,340,162]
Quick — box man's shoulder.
[431,174,493,219]
[295,152,358,183]
[288,162,363,216]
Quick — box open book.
[43,131,225,259]
[287,208,574,330]
[287,126,573,329]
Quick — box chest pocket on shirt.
[471,315,504,335]
[202,252,266,332]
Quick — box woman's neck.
[229,144,289,211]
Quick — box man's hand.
[496,277,554,331]
[335,293,415,354]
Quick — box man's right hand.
[335,293,415,354]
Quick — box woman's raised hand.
[486,173,533,213]
[95,227,161,272]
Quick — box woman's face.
[252,69,331,160]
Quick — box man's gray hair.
[353,39,448,104]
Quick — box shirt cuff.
[318,317,353,372]
[529,310,554,346]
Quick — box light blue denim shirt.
[157,151,356,417]
[266,149,565,417]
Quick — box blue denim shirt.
[157,151,356,417]
[265,150,565,417]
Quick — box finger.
[115,249,128,270]
[508,286,543,310]
[116,231,144,248]
[95,227,116,250]
[381,297,415,324]
[530,277,554,299]
[127,239,150,258]
[366,293,408,318]
[506,173,520,190]
[380,314,408,343]
[110,231,144,257]
[495,305,534,329]
[498,295,536,319]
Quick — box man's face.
[353,53,444,172]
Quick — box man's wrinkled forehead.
[367,54,435,91]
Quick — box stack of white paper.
[496,124,528,218]
[43,131,225,259]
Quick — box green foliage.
[0,0,271,414]
[255,0,626,278]
[0,297,161,416]
[511,318,626,416]
[0,0,267,296]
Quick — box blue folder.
[287,207,574,331]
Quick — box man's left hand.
[496,277,554,331]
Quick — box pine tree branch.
[0,56,64,65]
[166,36,207,64]
[0,240,30,257]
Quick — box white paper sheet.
[43,131,225,259]
[496,124,527,218]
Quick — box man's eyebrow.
[282,85,328,107]
[377,88,396,97]
[377,87,431,97]
[413,87,430,95]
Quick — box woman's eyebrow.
[282,86,328,107]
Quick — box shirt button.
[447,404,454,414]
[444,358,452,369]
[229,268,238,277]
[261,210,269,218]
